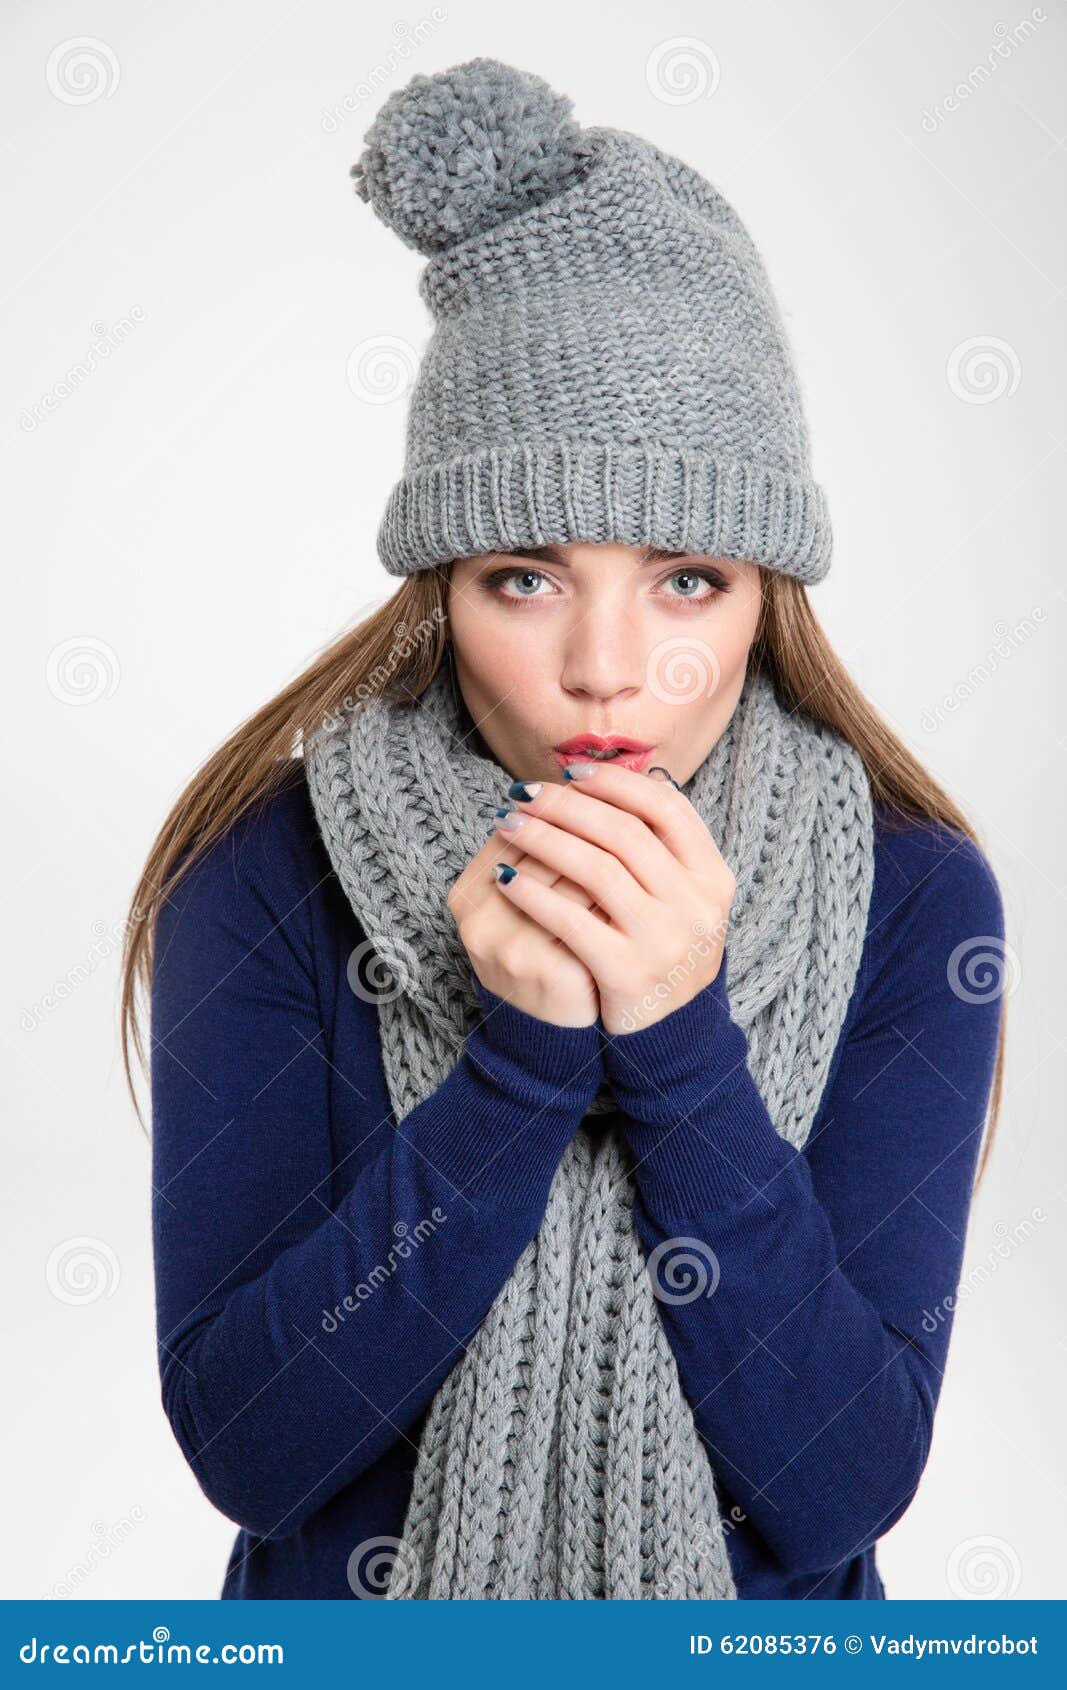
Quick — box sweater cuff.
[601,962,738,1122]
[602,961,801,1213]
[473,978,602,1085]
[407,980,603,1210]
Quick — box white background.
[3,0,1064,1600]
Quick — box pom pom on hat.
[350,56,594,256]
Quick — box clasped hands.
[447,761,737,1036]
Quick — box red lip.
[552,734,656,774]
[554,735,653,753]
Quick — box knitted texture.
[303,661,875,1598]
[350,58,832,584]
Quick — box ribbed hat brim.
[377,440,832,583]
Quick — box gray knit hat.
[351,57,832,583]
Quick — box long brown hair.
[121,566,1006,1182]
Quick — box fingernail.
[561,762,599,781]
[507,781,543,801]
[493,807,524,831]
[492,862,518,882]
[647,765,682,789]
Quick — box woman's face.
[446,542,764,786]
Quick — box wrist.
[601,958,741,1125]
[473,977,603,1102]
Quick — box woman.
[123,58,1007,1601]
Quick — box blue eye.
[483,568,549,600]
[662,568,728,600]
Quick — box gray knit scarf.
[303,659,875,1599]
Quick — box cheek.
[451,613,537,704]
[643,587,761,754]
[448,595,555,744]
[645,587,757,701]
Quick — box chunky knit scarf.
[303,660,875,1599]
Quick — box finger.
[492,813,654,932]
[451,831,562,918]
[503,775,707,892]
[556,761,730,877]
[492,864,622,976]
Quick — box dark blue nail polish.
[507,781,543,801]
[493,862,518,883]
[493,806,512,819]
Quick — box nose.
[558,600,645,707]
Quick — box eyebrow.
[495,544,692,568]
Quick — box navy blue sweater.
[150,762,1004,1600]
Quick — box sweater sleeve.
[151,789,603,1541]
[601,822,1005,1578]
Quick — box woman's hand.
[487,767,737,1036]
[447,827,606,1028]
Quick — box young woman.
[123,58,1007,1601]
